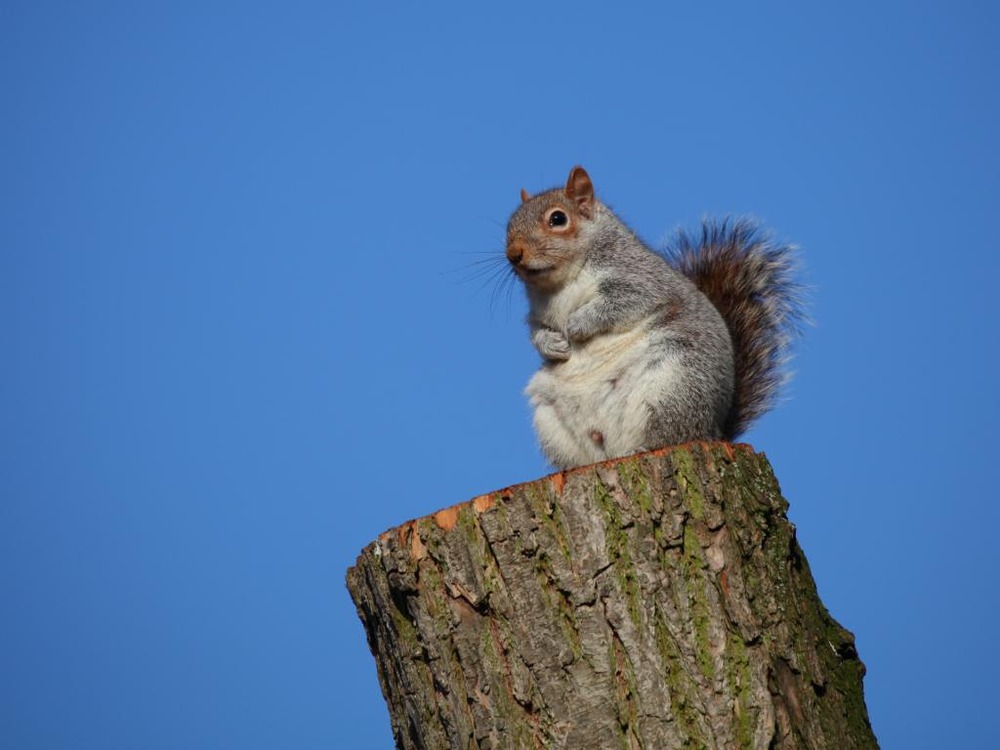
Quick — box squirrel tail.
[664,218,807,439]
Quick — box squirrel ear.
[565,166,594,216]
[520,188,531,204]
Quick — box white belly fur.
[525,322,680,467]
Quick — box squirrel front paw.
[566,309,599,343]
[532,329,571,361]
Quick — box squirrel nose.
[506,242,525,265]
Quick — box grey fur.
[506,168,802,469]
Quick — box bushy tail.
[664,218,807,439]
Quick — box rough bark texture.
[346,443,877,749]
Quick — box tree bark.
[346,443,877,749]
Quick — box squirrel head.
[506,166,597,291]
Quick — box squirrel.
[506,165,805,469]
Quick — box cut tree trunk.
[346,443,877,749]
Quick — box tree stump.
[346,443,877,749]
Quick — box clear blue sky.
[2,2,997,747]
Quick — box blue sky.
[2,2,998,747]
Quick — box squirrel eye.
[548,210,568,228]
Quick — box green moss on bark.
[594,478,644,631]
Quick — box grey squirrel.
[506,165,804,469]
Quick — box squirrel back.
[506,166,805,467]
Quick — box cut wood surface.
[346,443,877,749]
